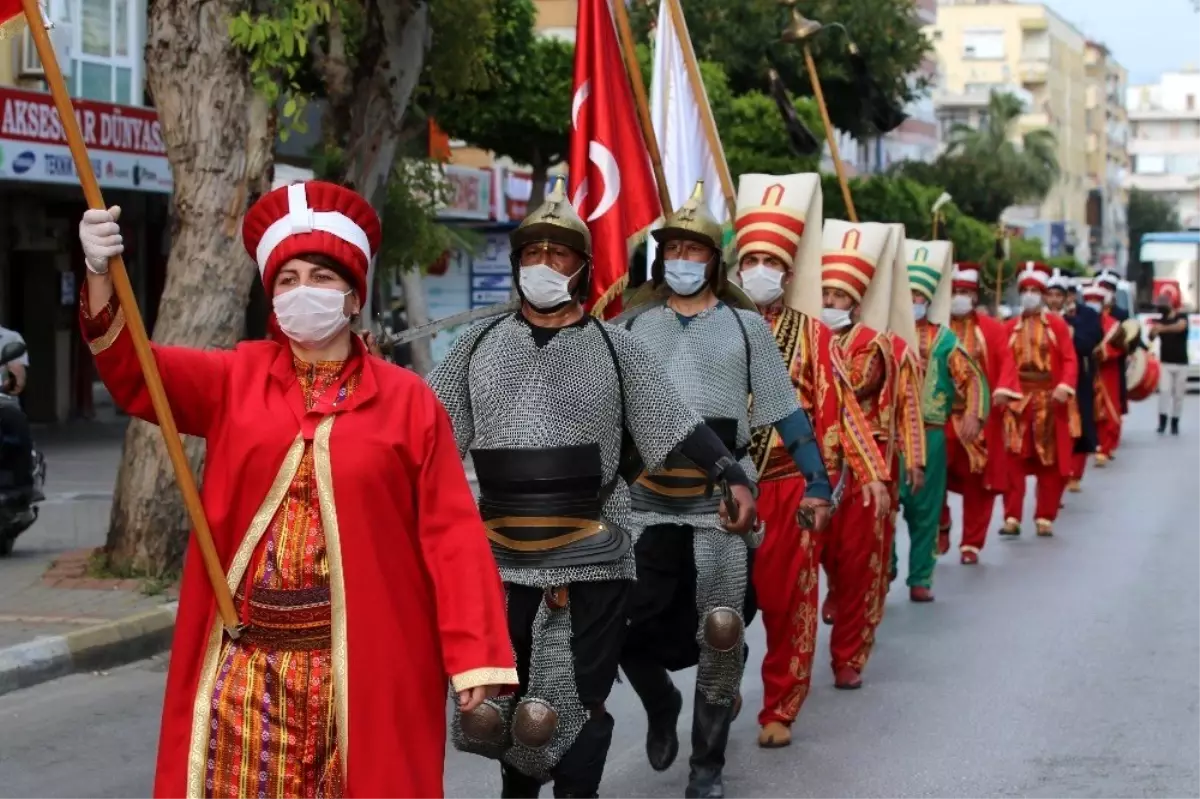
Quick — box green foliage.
[892,92,1060,223]
[1127,187,1183,279]
[627,0,931,140]
[433,0,574,180]
[227,0,332,139]
[378,160,480,274]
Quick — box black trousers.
[502,580,630,798]
[622,525,758,687]
[0,402,32,491]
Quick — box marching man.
[893,242,987,595]
[731,174,889,748]
[1052,276,1102,493]
[818,220,899,689]
[942,263,1020,563]
[1083,282,1125,467]
[1000,262,1080,538]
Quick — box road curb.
[0,603,176,698]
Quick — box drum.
[1119,319,1141,353]
[1126,349,1161,402]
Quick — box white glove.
[79,206,124,274]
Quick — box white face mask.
[519,264,578,310]
[1019,291,1043,312]
[950,294,974,317]
[663,259,708,296]
[273,286,352,346]
[740,265,785,306]
[912,302,928,322]
[1086,301,1103,313]
[821,306,853,330]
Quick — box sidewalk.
[0,417,176,696]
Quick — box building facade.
[0,0,173,422]
[931,1,1093,260]
[1125,69,1200,230]
[1084,40,1130,271]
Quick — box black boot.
[501,765,543,799]
[685,690,735,799]
[1159,414,1168,434]
[1172,417,1180,435]
[621,656,681,771]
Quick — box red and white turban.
[1017,260,1053,291]
[242,181,382,301]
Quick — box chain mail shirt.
[428,313,703,588]
[626,302,800,530]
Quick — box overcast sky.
[1043,0,1200,84]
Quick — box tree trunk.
[527,157,549,214]
[105,0,274,576]
[400,269,434,375]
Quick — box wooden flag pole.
[611,0,673,214]
[664,0,736,221]
[19,0,241,637]
[801,44,857,223]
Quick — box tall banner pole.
[780,5,858,222]
[16,0,242,636]
[611,0,673,213]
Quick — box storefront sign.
[438,165,492,221]
[470,232,513,308]
[0,86,172,194]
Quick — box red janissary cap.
[952,262,980,291]
[241,181,381,301]
[1017,260,1052,291]
[1082,282,1109,302]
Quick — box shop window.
[70,0,142,105]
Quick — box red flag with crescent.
[568,0,662,317]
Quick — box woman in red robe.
[76,181,517,798]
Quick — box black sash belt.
[472,444,630,570]
[630,417,744,515]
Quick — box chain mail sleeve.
[739,309,802,429]
[426,320,495,458]
[603,323,704,472]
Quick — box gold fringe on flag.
[0,2,50,41]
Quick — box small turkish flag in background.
[568,0,661,316]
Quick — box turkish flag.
[0,0,27,30]
[568,0,662,317]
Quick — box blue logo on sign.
[12,151,35,174]
[44,154,75,177]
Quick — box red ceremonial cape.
[951,311,1021,492]
[1094,312,1124,426]
[82,308,515,798]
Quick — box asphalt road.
[1,401,1196,798]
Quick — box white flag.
[646,0,729,277]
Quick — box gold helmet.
[651,180,723,251]
[510,174,592,259]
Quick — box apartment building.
[1125,69,1200,230]
[1084,40,1130,270]
[931,1,1092,260]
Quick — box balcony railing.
[1019,61,1049,84]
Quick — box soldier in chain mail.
[616,182,832,799]
[428,177,757,799]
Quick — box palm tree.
[943,91,1061,205]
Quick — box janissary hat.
[1082,282,1109,303]
[733,173,823,317]
[952,262,981,291]
[1095,269,1121,293]
[822,219,892,331]
[1047,268,1071,292]
[882,223,918,351]
[242,180,382,301]
[1017,260,1053,292]
[906,239,954,326]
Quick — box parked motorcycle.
[0,340,46,556]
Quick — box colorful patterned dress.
[206,357,359,799]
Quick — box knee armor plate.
[512,698,559,749]
[703,606,743,652]
[459,701,506,744]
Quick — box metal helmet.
[509,175,593,304]
[649,180,728,295]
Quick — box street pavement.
[0,399,1196,798]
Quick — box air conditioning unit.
[18,26,44,77]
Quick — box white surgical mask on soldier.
[821,307,852,330]
[740,266,784,306]
[912,303,928,321]
[663,259,708,296]
[273,286,351,346]
[1020,291,1043,312]
[519,264,577,310]
[950,294,974,317]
